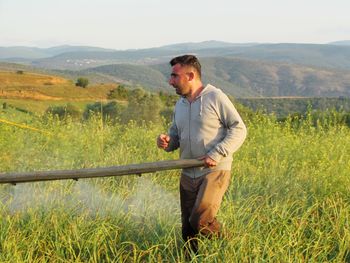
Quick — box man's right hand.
[157,134,170,149]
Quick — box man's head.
[169,55,202,78]
[168,55,202,97]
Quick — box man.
[157,55,247,252]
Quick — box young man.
[157,55,247,252]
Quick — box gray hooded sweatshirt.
[166,84,247,178]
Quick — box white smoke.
[0,176,180,225]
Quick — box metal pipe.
[0,159,205,185]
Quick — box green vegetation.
[3,54,350,98]
[0,73,175,125]
[82,57,350,98]
[107,84,129,100]
[76,77,89,88]
[0,70,118,103]
[45,103,81,121]
[237,97,350,118]
[91,64,167,91]
[0,106,349,262]
[1,65,350,261]
[83,101,124,123]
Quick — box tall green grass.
[0,111,349,262]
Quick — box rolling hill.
[0,45,115,61]
[329,40,350,46]
[23,42,350,71]
[0,69,116,101]
[1,41,350,98]
[80,57,350,97]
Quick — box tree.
[107,84,129,100]
[75,77,89,88]
[122,88,162,124]
[83,101,124,123]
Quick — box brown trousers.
[180,170,231,243]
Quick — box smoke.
[125,177,179,223]
[71,181,125,216]
[0,182,68,213]
[0,177,179,224]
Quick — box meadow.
[0,107,349,262]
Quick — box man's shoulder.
[203,84,228,100]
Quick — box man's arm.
[207,92,247,162]
[157,117,180,152]
[198,155,218,168]
[157,134,170,149]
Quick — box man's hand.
[198,155,217,168]
[157,134,170,149]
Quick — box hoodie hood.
[180,84,217,102]
[179,84,218,115]
[198,84,218,97]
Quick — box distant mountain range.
[0,45,115,61]
[328,40,350,46]
[1,40,350,98]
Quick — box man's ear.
[187,71,195,81]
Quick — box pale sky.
[0,0,349,50]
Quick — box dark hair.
[170,55,202,78]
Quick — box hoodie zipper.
[188,101,195,179]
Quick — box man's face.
[168,63,191,96]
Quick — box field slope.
[0,112,349,262]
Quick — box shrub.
[121,88,162,124]
[75,77,89,88]
[83,101,124,122]
[45,104,81,120]
[107,84,129,100]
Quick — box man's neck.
[186,83,204,103]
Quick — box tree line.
[45,84,350,128]
[45,85,176,125]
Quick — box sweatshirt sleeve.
[165,113,180,152]
[207,92,247,162]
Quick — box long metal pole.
[0,159,204,185]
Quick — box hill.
[0,69,116,101]
[31,49,174,70]
[3,42,350,72]
[1,65,349,119]
[80,57,350,97]
[0,45,115,61]
[158,40,258,51]
[200,57,350,97]
[2,56,350,98]
[84,64,167,91]
[222,43,350,70]
[25,43,350,71]
[2,41,350,98]
[329,40,350,46]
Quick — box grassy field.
[0,70,125,117]
[0,108,349,262]
[0,70,118,104]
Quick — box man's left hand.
[198,155,217,168]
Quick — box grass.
[0,69,128,117]
[0,70,118,103]
[0,109,349,262]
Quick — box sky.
[0,0,349,50]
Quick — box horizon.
[1,39,350,51]
[1,0,349,50]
